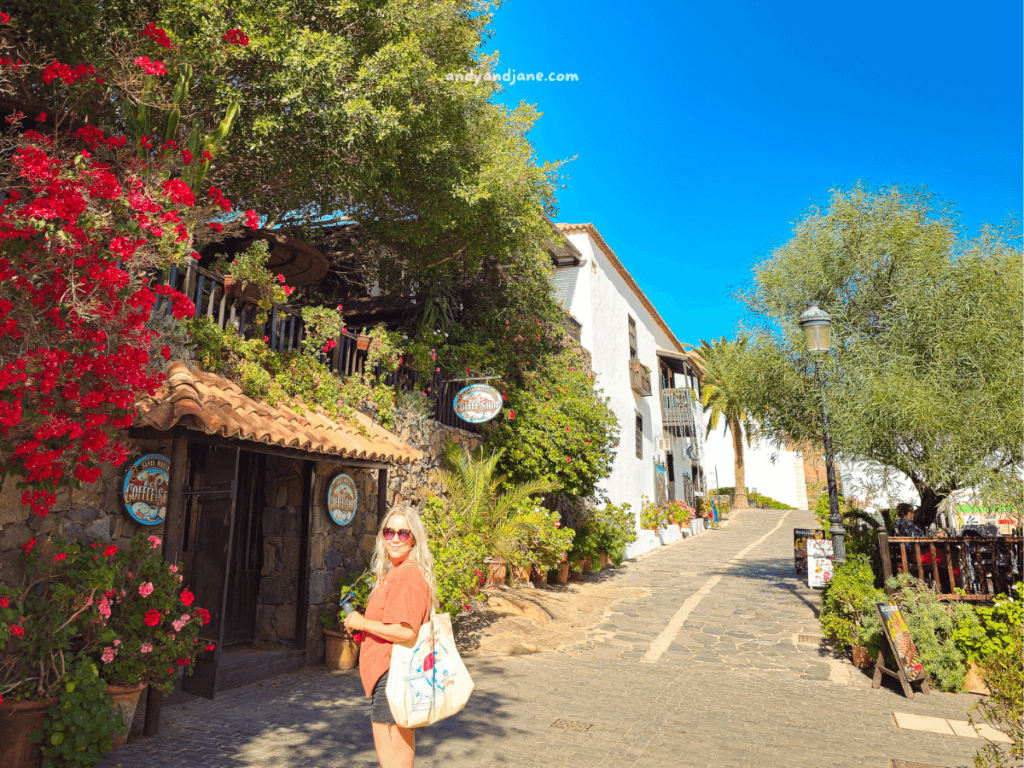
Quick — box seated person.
[893,503,926,537]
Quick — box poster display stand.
[872,603,931,699]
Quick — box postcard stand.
[871,603,931,700]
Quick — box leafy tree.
[739,185,1023,528]
[698,337,755,508]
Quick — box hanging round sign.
[327,473,359,526]
[121,453,170,525]
[453,383,503,424]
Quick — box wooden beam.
[377,466,388,528]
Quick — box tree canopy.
[738,185,1023,525]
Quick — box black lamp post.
[799,301,845,566]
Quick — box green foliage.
[699,337,756,506]
[639,496,670,531]
[819,555,885,651]
[970,627,1023,767]
[32,658,124,768]
[526,506,575,572]
[213,240,292,324]
[954,583,1023,665]
[321,570,374,631]
[739,185,1024,525]
[486,346,618,501]
[588,503,636,566]
[421,496,488,615]
[886,573,980,691]
[815,493,844,535]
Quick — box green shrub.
[815,493,844,534]
[886,573,979,691]
[970,626,1023,767]
[32,658,125,768]
[589,502,636,566]
[819,554,885,651]
[954,583,1023,664]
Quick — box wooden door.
[181,444,239,699]
[221,452,265,646]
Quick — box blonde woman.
[344,504,437,768]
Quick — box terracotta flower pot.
[551,562,570,585]
[510,564,530,585]
[581,558,594,574]
[530,568,548,587]
[223,276,265,305]
[323,628,360,670]
[569,561,584,581]
[850,645,874,670]
[598,552,610,570]
[0,697,57,768]
[484,558,507,587]
[356,335,372,351]
[106,684,145,749]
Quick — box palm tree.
[697,336,755,509]
[435,442,558,562]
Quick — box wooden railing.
[629,358,652,397]
[879,532,1023,601]
[562,313,582,343]
[153,260,478,433]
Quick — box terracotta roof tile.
[137,362,422,465]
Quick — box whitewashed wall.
[559,230,687,557]
[701,419,804,509]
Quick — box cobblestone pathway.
[100,510,988,768]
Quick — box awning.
[657,348,702,378]
[137,362,423,465]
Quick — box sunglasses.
[383,528,412,542]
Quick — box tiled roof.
[137,362,423,465]
[555,223,688,354]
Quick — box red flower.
[0,595,8,608]
[103,544,118,557]
[195,608,211,625]
[144,609,161,627]
[168,668,174,675]
[141,22,173,48]
[9,624,25,635]
[204,644,215,652]
[21,538,36,555]
[222,29,250,45]
[180,589,194,607]
[244,209,259,228]
[134,55,167,76]
[353,632,364,643]
[37,112,46,122]
[176,657,189,666]
[53,553,67,562]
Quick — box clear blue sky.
[482,1,1022,344]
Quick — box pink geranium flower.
[102,647,116,663]
[148,535,162,549]
[140,642,153,654]
[139,582,155,598]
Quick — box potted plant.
[85,532,211,747]
[0,537,121,768]
[321,571,372,670]
[526,508,574,587]
[590,503,635,568]
[212,240,293,324]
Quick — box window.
[635,411,643,459]
[628,315,637,359]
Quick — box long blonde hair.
[369,504,439,608]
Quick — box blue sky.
[482,1,1022,344]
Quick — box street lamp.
[799,301,845,566]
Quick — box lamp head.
[799,301,832,353]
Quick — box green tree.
[740,185,1023,527]
[698,337,756,509]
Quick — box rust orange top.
[359,560,431,697]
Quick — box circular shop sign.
[453,383,503,424]
[327,473,359,526]
[121,453,170,525]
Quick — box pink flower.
[98,596,112,619]
[173,620,185,632]
[169,565,178,573]
[113,639,121,646]
[140,642,153,654]
[139,582,155,598]
[148,535,161,549]
[102,647,116,663]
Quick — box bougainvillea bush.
[0,15,253,517]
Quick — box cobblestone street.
[100,509,989,768]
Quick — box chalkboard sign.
[872,602,931,699]
[793,528,825,573]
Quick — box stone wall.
[255,457,304,646]
[0,436,174,587]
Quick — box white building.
[702,424,807,509]
[552,223,705,557]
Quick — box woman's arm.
[343,611,416,645]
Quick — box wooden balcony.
[562,312,582,343]
[629,358,652,397]
[661,388,695,428]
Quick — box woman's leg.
[371,722,415,768]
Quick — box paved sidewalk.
[100,510,989,768]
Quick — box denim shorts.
[369,671,395,724]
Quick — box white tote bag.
[385,612,474,728]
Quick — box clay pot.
[850,645,874,670]
[598,552,610,570]
[484,558,507,587]
[356,335,372,351]
[581,558,594,574]
[106,684,145,749]
[510,564,530,585]
[223,276,266,305]
[551,562,570,585]
[530,568,548,587]
[569,561,584,581]
[0,697,57,768]
[323,628,360,670]
[963,662,990,695]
